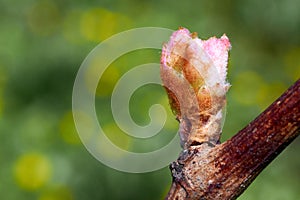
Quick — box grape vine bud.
[160,27,231,148]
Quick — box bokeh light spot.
[62,9,86,44]
[0,96,3,117]
[71,110,95,143]
[14,153,52,191]
[96,65,120,97]
[84,58,121,97]
[231,71,265,106]
[231,71,287,110]
[284,47,300,81]
[38,186,73,200]
[102,123,131,151]
[27,0,61,36]
[59,111,81,145]
[257,82,287,110]
[0,66,5,117]
[80,8,132,42]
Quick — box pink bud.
[160,27,231,148]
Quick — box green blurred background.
[0,0,299,199]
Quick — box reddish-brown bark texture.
[166,79,300,200]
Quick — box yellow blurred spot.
[80,8,132,42]
[62,9,86,44]
[92,123,132,160]
[59,111,81,145]
[96,65,120,97]
[102,123,131,150]
[84,57,120,97]
[231,71,265,106]
[27,0,61,36]
[39,186,73,200]
[14,153,52,191]
[0,96,3,116]
[0,67,5,117]
[88,122,132,160]
[232,71,287,111]
[71,110,95,143]
[257,82,287,110]
[284,47,300,81]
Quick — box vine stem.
[166,79,300,200]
